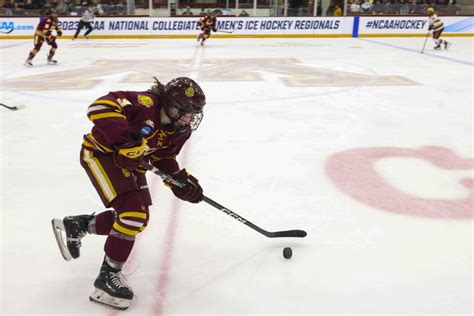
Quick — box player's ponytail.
[148,77,165,97]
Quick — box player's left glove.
[168,169,203,203]
[57,30,62,37]
[212,28,217,32]
[428,25,433,31]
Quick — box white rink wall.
[0,16,473,39]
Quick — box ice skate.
[433,44,441,50]
[24,59,33,67]
[51,214,92,261]
[89,261,134,310]
[444,41,451,50]
[47,57,58,65]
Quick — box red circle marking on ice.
[325,146,473,219]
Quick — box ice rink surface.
[1,36,473,315]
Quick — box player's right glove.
[113,136,148,170]
[428,25,433,31]
[57,30,62,37]
[168,169,203,203]
[45,34,56,44]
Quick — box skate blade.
[89,288,131,310]
[51,219,73,261]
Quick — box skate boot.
[47,57,58,65]
[51,214,93,261]
[444,41,451,50]
[434,43,441,50]
[89,260,134,310]
[24,59,33,67]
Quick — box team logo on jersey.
[185,87,194,97]
[138,95,153,108]
[144,119,154,128]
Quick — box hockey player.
[52,77,205,310]
[197,12,217,45]
[24,9,62,67]
[427,7,450,50]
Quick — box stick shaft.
[142,162,306,238]
[421,31,430,54]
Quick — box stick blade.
[272,230,307,238]
[0,103,25,111]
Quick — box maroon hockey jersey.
[83,90,192,165]
[35,15,61,38]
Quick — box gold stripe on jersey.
[113,222,140,236]
[89,112,126,122]
[92,99,123,113]
[119,212,148,220]
[149,155,177,164]
[84,133,114,153]
[82,149,117,202]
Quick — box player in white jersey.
[427,7,450,50]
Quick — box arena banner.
[0,16,471,39]
[358,16,474,37]
[0,16,352,39]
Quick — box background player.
[197,12,217,45]
[24,9,62,67]
[52,77,205,309]
[73,4,95,40]
[427,7,450,50]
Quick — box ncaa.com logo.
[0,21,34,32]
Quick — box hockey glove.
[428,25,433,31]
[113,137,148,170]
[212,28,217,32]
[57,30,63,37]
[168,169,203,203]
[45,35,56,44]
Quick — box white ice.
[1,37,473,315]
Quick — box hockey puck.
[283,247,292,259]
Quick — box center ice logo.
[1,58,418,91]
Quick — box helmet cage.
[164,98,204,132]
[163,77,205,132]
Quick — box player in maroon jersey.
[24,9,62,67]
[52,77,205,310]
[197,12,217,45]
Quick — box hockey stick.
[0,29,13,34]
[142,161,307,238]
[421,30,430,54]
[0,103,25,111]
[215,29,234,34]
